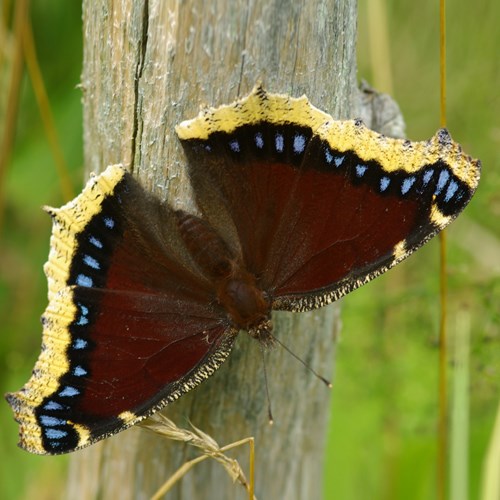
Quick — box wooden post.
[68,1,357,498]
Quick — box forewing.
[6,166,236,454]
[176,87,480,311]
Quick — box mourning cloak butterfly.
[6,86,480,454]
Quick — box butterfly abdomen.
[175,209,271,331]
[175,209,235,279]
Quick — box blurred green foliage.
[0,1,498,499]
[1,3,82,499]
[326,1,499,499]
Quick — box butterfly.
[6,85,480,454]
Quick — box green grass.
[1,1,498,499]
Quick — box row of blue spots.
[320,141,463,205]
[324,147,345,167]
[76,214,115,289]
[38,372,88,447]
[350,159,434,198]
[424,168,459,202]
[39,380,83,446]
[228,130,308,156]
[76,303,89,326]
[40,382,81,410]
[40,409,69,446]
[73,300,90,357]
[224,131,462,206]
[357,163,415,195]
[387,166,460,203]
[36,209,111,446]
[352,159,461,201]
[427,168,461,203]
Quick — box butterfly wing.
[8,87,481,454]
[176,86,480,311]
[6,166,236,454]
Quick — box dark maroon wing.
[176,88,480,311]
[6,166,236,455]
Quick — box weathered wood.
[68,1,357,498]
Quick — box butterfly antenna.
[259,345,274,425]
[272,335,332,388]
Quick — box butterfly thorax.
[176,210,272,334]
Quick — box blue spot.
[40,415,66,427]
[355,164,367,177]
[229,139,240,153]
[255,132,264,149]
[401,176,416,195]
[204,144,212,152]
[380,176,390,192]
[76,315,89,326]
[422,169,434,186]
[79,304,89,316]
[73,338,88,350]
[45,428,68,440]
[44,400,64,411]
[444,180,459,202]
[89,235,103,248]
[293,134,306,154]
[83,254,100,270]
[334,156,345,168]
[76,274,93,287]
[435,169,450,195]
[73,365,87,377]
[59,386,79,397]
[275,133,284,152]
[104,217,115,229]
[325,148,333,164]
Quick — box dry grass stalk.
[140,414,256,500]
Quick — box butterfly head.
[247,318,275,348]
